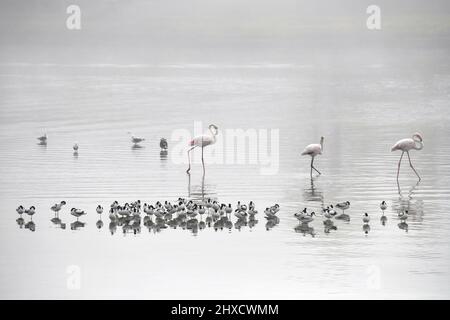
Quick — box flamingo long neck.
[320,138,324,151]
[414,141,423,150]
[412,134,423,150]
[209,126,217,142]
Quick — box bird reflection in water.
[23,220,35,232]
[187,171,217,203]
[234,217,247,231]
[16,217,25,229]
[160,150,168,160]
[131,140,144,150]
[109,221,117,235]
[323,219,337,234]
[51,216,66,230]
[96,219,104,229]
[303,177,324,207]
[363,224,370,235]
[398,221,409,232]
[294,222,315,237]
[71,221,86,230]
[248,216,258,230]
[265,216,280,231]
[392,180,424,227]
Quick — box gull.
[128,132,145,145]
[37,133,47,143]
[160,138,168,151]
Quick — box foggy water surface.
[0,56,449,299]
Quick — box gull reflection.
[160,150,168,160]
[131,144,144,150]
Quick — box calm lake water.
[1,51,450,299]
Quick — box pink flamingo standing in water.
[186,124,219,174]
[301,136,324,177]
[391,132,423,181]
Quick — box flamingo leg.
[396,151,404,181]
[311,157,321,175]
[186,146,196,174]
[406,151,421,181]
[201,145,205,174]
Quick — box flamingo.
[186,124,219,174]
[301,136,324,176]
[391,132,423,181]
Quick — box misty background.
[0,0,449,65]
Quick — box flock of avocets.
[15,199,411,236]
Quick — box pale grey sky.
[0,0,449,63]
